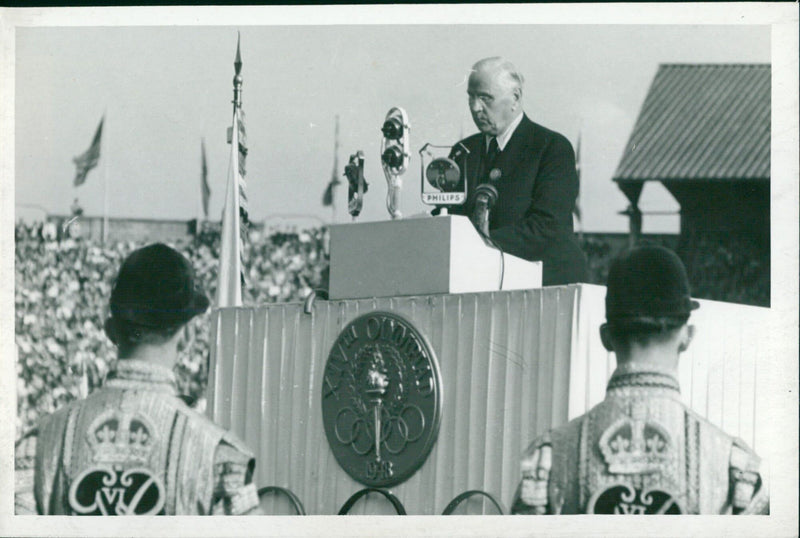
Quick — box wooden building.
[613,64,770,305]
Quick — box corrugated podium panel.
[676,298,772,455]
[208,286,587,514]
[208,284,771,514]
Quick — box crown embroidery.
[598,416,672,474]
[85,409,158,465]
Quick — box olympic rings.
[334,402,427,456]
[382,415,409,455]
[334,407,363,445]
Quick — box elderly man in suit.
[447,57,588,286]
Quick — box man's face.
[467,69,520,136]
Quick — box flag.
[322,177,340,207]
[217,35,248,307]
[73,117,103,186]
[236,110,249,228]
[322,115,341,207]
[200,140,210,218]
[573,132,582,221]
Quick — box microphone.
[381,107,410,220]
[472,168,501,237]
[345,151,368,219]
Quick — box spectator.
[15,223,328,439]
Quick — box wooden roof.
[614,64,770,184]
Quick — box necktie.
[480,137,500,183]
[472,137,501,234]
[486,137,500,169]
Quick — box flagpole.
[217,35,244,307]
[197,139,204,237]
[332,115,339,224]
[102,112,109,244]
[218,107,242,307]
[574,123,583,242]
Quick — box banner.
[73,117,104,187]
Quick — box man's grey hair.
[471,57,525,93]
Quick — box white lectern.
[329,215,541,300]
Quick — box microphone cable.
[477,227,505,291]
[473,167,505,290]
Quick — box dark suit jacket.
[447,114,588,286]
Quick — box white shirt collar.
[486,112,524,151]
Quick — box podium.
[329,216,541,299]
[208,217,771,515]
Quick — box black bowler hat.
[110,243,209,329]
[605,245,699,323]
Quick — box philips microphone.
[472,168,501,237]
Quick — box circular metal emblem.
[321,311,442,487]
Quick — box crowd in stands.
[14,221,768,439]
[14,222,328,439]
[678,230,770,308]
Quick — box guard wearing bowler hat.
[511,245,768,515]
[15,244,261,515]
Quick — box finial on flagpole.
[233,33,243,109]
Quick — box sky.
[14,22,770,233]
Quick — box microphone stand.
[472,183,498,238]
[472,171,505,290]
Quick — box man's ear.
[599,323,614,352]
[678,324,695,353]
[512,87,522,106]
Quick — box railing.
[258,486,505,515]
